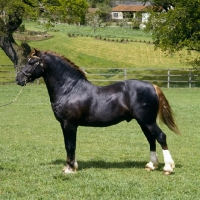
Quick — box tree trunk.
[0,13,31,71]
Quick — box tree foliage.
[0,0,88,67]
[86,12,102,32]
[87,0,144,7]
[145,0,200,54]
[60,0,89,24]
[0,0,36,67]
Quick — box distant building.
[111,5,149,23]
[111,2,150,27]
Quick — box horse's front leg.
[60,121,78,174]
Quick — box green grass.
[2,22,199,86]
[25,21,153,41]
[1,22,198,69]
[0,51,13,65]
[0,85,200,199]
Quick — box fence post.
[167,69,170,88]
[188,70,192,88]
[124,69,127,80]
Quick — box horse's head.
[16,49,44,86]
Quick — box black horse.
[16,49,180,175]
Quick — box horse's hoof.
[62,166,76,174]
[145,167,153,171]
[145,161,158,171]
[163,171,172,175]
[163,162,175,175]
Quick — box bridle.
[20,58,44,83]
[21,70,31,77]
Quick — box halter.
[21,70,31,77]
[20,59,43,83]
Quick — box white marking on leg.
[145,151,159,171]
[150,151,159,165]
[162,150,175,174]
[63,161,78,174]
[63,166,75,174]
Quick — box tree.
[0,0,34,68]
[86,12,102,33]
[60,0,88,24]
[0,0,88,69]
[144,0,200,55]
[87,0,119,8]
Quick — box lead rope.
[0,85,25,107]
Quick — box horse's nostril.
[15,76,22,85]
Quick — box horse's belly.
[80,111,133,127]
[79,119,124,127]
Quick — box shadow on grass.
[49,159,182,171]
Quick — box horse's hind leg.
[139,122,175,174]
[139,123,159,171]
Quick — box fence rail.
[0,65,199,87]
[83,67,199,88]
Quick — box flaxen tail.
[153,85,181,135]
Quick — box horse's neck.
[43,65,84,103]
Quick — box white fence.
[83,68,199,88]
[0,65,199,87]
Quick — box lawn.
[0,85,200,199]
[1,22,197,70]
[1,22,199,86]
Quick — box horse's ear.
[33,48,41,57]
[30,48,42,59]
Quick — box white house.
[111,5,150,24]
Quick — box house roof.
[112,5,148,12]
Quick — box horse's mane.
[43,50,87,80]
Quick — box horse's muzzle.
[16,73,27,86]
